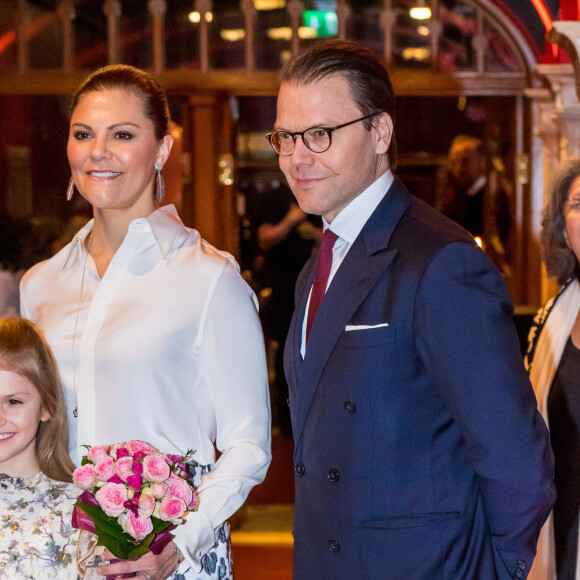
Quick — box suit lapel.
[292,178,412,444]
[285,255,316,403]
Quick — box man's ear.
[373,113,393,156]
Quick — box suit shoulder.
[395,194,476,254]
[408,195,475,242]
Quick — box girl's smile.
[0,370,50,477]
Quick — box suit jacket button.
[327,468,340,482]
[343,401,357,413]
[295,462,305,476]
[328,540,340,552]
[517,561,526,570]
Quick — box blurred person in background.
[0,214,73,316]
[252,180,321,435]
[436,134,512,277]
[0,216,30,316]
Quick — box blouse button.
[328,540,340,552]
[343,401,357,413]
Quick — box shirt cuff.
[172,509,216,573]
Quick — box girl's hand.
[96,540,181,580]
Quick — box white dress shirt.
[20,204,271,574]
[301,170,394,356]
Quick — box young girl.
[0,317,79,579]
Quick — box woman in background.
[20,64,271,580]
[526,157,580,580]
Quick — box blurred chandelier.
[409,0,432,20]
[254,0,285,9]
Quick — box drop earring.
[156,163,165,203]
[67,177,75,201]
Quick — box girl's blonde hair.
[0,318,75,482]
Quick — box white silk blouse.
[20,204,271,573]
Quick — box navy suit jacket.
[284,177,554,580]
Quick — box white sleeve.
[173,260,272,571]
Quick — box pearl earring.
[156,163,165,203]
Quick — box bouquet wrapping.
[72,440,197,563]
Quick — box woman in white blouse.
[20,65,271,580]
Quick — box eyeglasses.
[564,196,580,214]
[265,113,380,156]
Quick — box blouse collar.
[57,204,188,279]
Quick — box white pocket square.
[345,323,390,331]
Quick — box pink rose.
[167,477,193,507]
[127,475,143,491]
[116,446,129,459]
[95,482,128,517]
[116,456,134,481]
[147,481,168,498]
[127,440,156,456]
[138,493,156,518]
[87,445,109,462]
[118,511,154,540]
[94,456,116,482]
[142,453,170,482]
[108,443,129,460]
[73,464,98,490]
[157,497,186,521]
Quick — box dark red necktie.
[306,229,338,342]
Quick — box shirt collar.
[323,169,394,243]
[142,204,189,258]
[57,204,186,278]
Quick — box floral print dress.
[0,472,80,579]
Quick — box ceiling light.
[267,27,292,40]
[266,26,320,40]
[254,0,285,9]
[221,29,246,42]
[409,1,431,20]
[188,11,213,23]
[298,26,318,39]
[402,47,430,61]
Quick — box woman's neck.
[90,203,157,277]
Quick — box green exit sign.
[303,10,338,37]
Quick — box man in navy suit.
[265,39,555,580]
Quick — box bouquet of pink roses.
[72,440,197,561]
